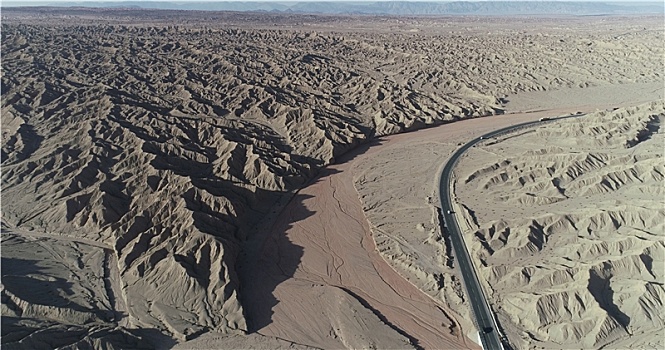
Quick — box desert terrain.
[452,102,664,349]
[1,7,663,349]
[350,86,663,348]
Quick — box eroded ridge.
[2,11,664,349]
[456,102,665,349]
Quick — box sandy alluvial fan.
[1,10,663,349]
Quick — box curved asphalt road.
[438,113,583,350]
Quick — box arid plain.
[1,8,663,349]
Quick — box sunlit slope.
[1,16,663,348]
[456,102,664,349]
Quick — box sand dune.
[2,8,664,349]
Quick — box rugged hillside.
[1,11,663,348]
[455,102,665,349]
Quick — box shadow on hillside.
[0,256,119,323]
[240,138,383,333]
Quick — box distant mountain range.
[3,1,664,15]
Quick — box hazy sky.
[3,0,658,6]
[6,0,658,2]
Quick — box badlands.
[1,7,663,350]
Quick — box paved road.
[438,114,583,350]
